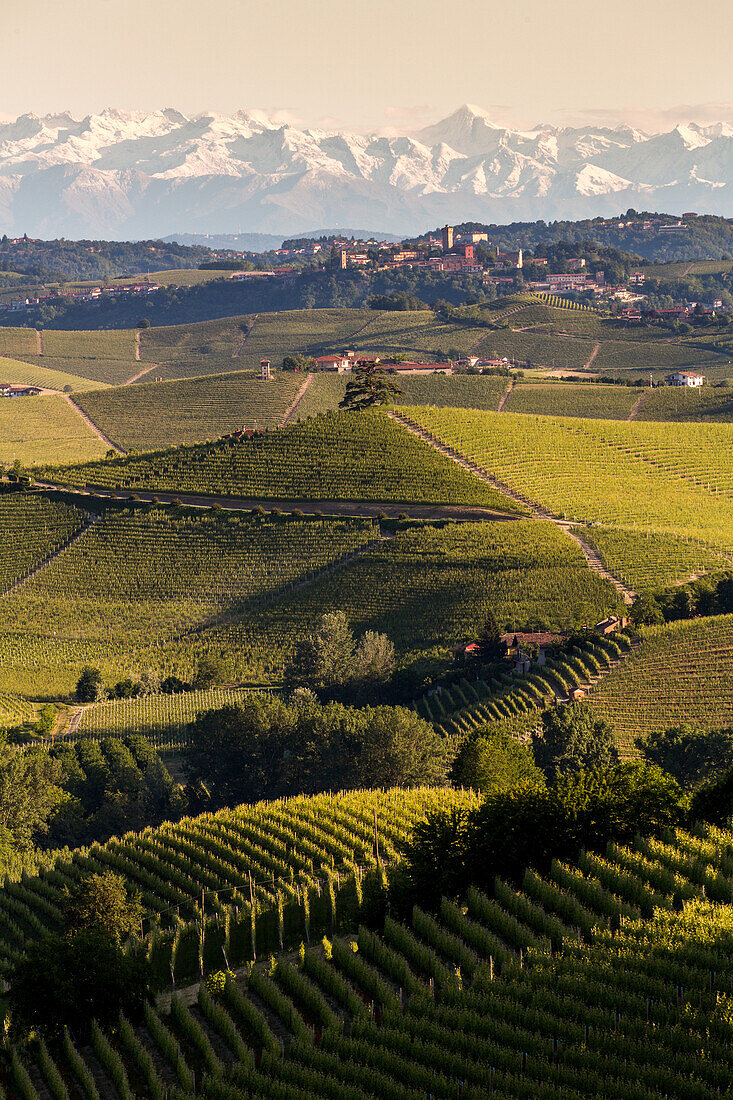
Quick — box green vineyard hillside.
[7,816,733,1099]
[45,411,519,510]
[588,613,733,753]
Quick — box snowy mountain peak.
[0,105,730,238]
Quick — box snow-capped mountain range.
[1,104,732,239]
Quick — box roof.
[314,355,346,363]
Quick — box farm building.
[0,383,41,398]
[666,372,705,388]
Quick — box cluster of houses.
[2,281,161,314]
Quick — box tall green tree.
[475,611,503,664]
[63,871,143,943]
[452,727,544,793]
[339,365,404,410]
[285,611,356,692]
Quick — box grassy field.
[504,383,639,419]
[0,394,110,466]
[590,613,733,753]
[0,354,103,392]
[76,370,306,451]
[47,410,519,509]
[192,519,622,680]
[402,405,733,552]
[637,385,733,422]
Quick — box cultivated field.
[503,382,639,419]
[638,385,733,422]
[47,411,518,509]
[0,394,110,466]
[0,509,379,694]
[0,355,103,392]
[4,795,733,1099]
[76,370,306,451]
[402,406,733,551]
[580,525,733,591]
[589,613,733,752]
[196,520,622,679]
[0,493,88,594]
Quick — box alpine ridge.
[1,103,732,238]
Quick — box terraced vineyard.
[401,406,733,551]
[589,613,733,753]
[0,492,88,593]
[0,509,380,695]
[419,631,633,738]
[0,393,109,466]
[579,526,733,591]
[8,818,733,1098]
[191,520,622,680]
[47,411,518,509]
[638,386,733,423]
[140,315,254,379]
[236,308,376,373]
[76,371,306,451]
[504,383,639,419]
[74,686,274,748]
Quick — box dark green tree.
[75,665,102,703]
[339,365,404,410]
[641,724,733,790]
[354,706,451,789]
[451,727,544,793]
[8,930,150,1039]
[630,592,664,626]
[475,611,504,664]
[284,611,356,692]
[63,871,144,943]
[534,702,617,779]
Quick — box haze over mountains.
[1,104,732,239]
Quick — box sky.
[2,0,733,133]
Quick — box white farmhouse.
[666,372,705,388]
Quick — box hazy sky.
[3,0,732,132]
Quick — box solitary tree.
[339,364,404,410]
[75,666,102,703]
[475,611,504,664]
[63,871,143,943]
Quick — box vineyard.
[0,787,478,976]
[189,520,623,682]
[638,386,733,423]
[74,687,274,748]
[0,394,109,466]
[401,406,733,551]
[0,508,380,694]
[7,816,733,1097]
[41,329,138,361]
[0,328,38,358]
[0,355,102,393]
[18,355,139,386]
[0,493,88,594]
[579,526,733,591]
[503,383,639,420]
[588,612,733,752]
[418,631,634,739]
[75,371,306,451]
[46,411,517,510]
